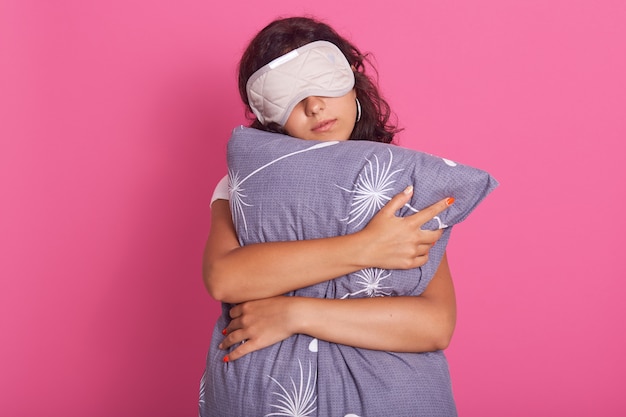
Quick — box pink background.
[1,0,625,416]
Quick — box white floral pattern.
[337,148,403,228]
[340,268,393,299]
[338,148,448,229]
[266,359,317,417]
[198,371,206,410]
[230,141,338,238]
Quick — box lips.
[312,119,336,132]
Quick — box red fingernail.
[446,197,455,206]
[223,355,229,363]
[222,328,228,336]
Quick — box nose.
[303,96,325,116]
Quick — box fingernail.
[404,185,414,194]
[222,328,228,336]
[223,355,230,363]
[446,197,455,206]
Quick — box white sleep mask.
[246,40,355,126]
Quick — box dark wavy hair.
[238,16,400,144]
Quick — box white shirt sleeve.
[210,175,229,205]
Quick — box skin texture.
[204,91,457,362]
[283,91,357,142]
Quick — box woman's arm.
[203,186,451,303]
[220,254,456,361]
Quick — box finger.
[420,229,444,246]
[416,238,442,255]
[224,339,259,362]
[379,185,414,216]
[219,326,245,351]
[410,197,454,227]
[229,304,242,319]
[221,312,244,341]
[413,253,429,268]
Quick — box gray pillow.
[200,126,499,417]
[227,126,499,297]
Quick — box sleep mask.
[246,40,355,126]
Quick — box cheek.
[283,111,297,129]
[341,95,357,119]
[283,115,304,137]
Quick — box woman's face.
[283,89,357,142]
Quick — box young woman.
[200,16,458,417]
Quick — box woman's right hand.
[358,186,453,270]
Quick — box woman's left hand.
[219,296,297,362]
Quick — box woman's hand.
[218,252,456,361]
[204,187,452,304]
[358,186,453,271]
[219,296,297,362]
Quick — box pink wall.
[1,1,624,415]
